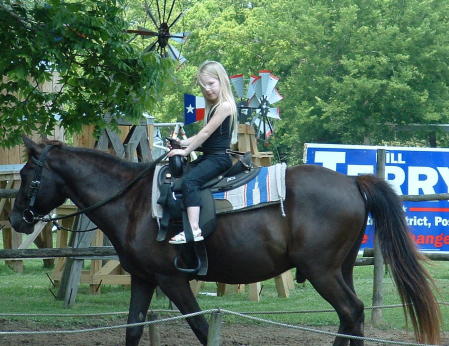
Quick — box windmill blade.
[254,75,263,99]
[166,0,177,23]
[167,44,186,63]
[127,27,158,37]
[248,94,261,108]
[259,70,271,96]
[267,88,284,104]
[144,2,159,27]
[267,107,280,120]
[143,39,158,53]
[155,0,162,25]
[247,75,260,99]
[230,74,244,99]
[259,70,280,98]
[169,8,188,29]
[171,32,189,44]
[162,0,168,23]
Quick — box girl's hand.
[167,148,187,157]
[166,138,181,150]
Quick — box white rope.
[0,312,129,317]
[0,308,443,345]
[220,309,440,346]
[275,162,287,217]
[279,198,286,217]
[0,309,216,335]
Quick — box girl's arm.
[179,136,195,146]
[168,102,231,157]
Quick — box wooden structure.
[234,124,273,167]
[0,72,63,271]
[52,120,199,303]
[51,119,154,305]
[50,203,131,295]
[0,165,24,272]
[0,128,64,272]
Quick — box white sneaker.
[169,229,203,244]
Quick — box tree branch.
[0,3,34,30]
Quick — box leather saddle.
[156,150,259,275]
[156,152,259,243]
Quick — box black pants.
[182,154,232,207]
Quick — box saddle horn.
[166,137,185,178]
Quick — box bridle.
[21,144,96,232]
[21,144,167,232]
[22,144,56,225]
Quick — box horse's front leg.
[126,274,156,346]
[156,273,209,345]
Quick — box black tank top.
[201,107,232,154]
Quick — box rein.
[23,146,167,232]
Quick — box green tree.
[0,0,173,147]
[277,0,449,162]
[150,0,449,163]
[28,0,447,162]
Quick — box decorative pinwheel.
[230,70,283,140]
[126,0,189,63]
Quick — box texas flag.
[184,94,205,125]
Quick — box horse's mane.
[35,139,159,171]
[42,139,64,147]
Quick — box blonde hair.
[197,61,238,144]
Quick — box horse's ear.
[22,136,41,158]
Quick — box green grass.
[0,259,448,332]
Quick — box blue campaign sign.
[304,143,449,252]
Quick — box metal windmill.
[126,0,189,63]
[230,70,283,140]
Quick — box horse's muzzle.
[22,209,37,224]
[8,213,35,234]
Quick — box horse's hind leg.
[307,270,364,346]
[156,273,209,345]
[126,274,157,346]
[342,228,365,294]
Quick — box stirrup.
[169,229,203,244]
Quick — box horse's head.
[9,137,67,234]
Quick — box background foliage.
[2,0,449,163]
[0,0,172,147]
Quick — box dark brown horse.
[9,138,441,345]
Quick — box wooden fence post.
[371,149,385,326]
[148,312,161,346]
[207,311,222,346]
[57,216,97,306]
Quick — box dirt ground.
[0,318,448,346]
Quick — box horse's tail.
[356,175,441,344]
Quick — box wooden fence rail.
[401,193,449,201]
[0,246,375,265]
[363,248,449,261]
[0,246,116,259]
[0,189,19,198]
